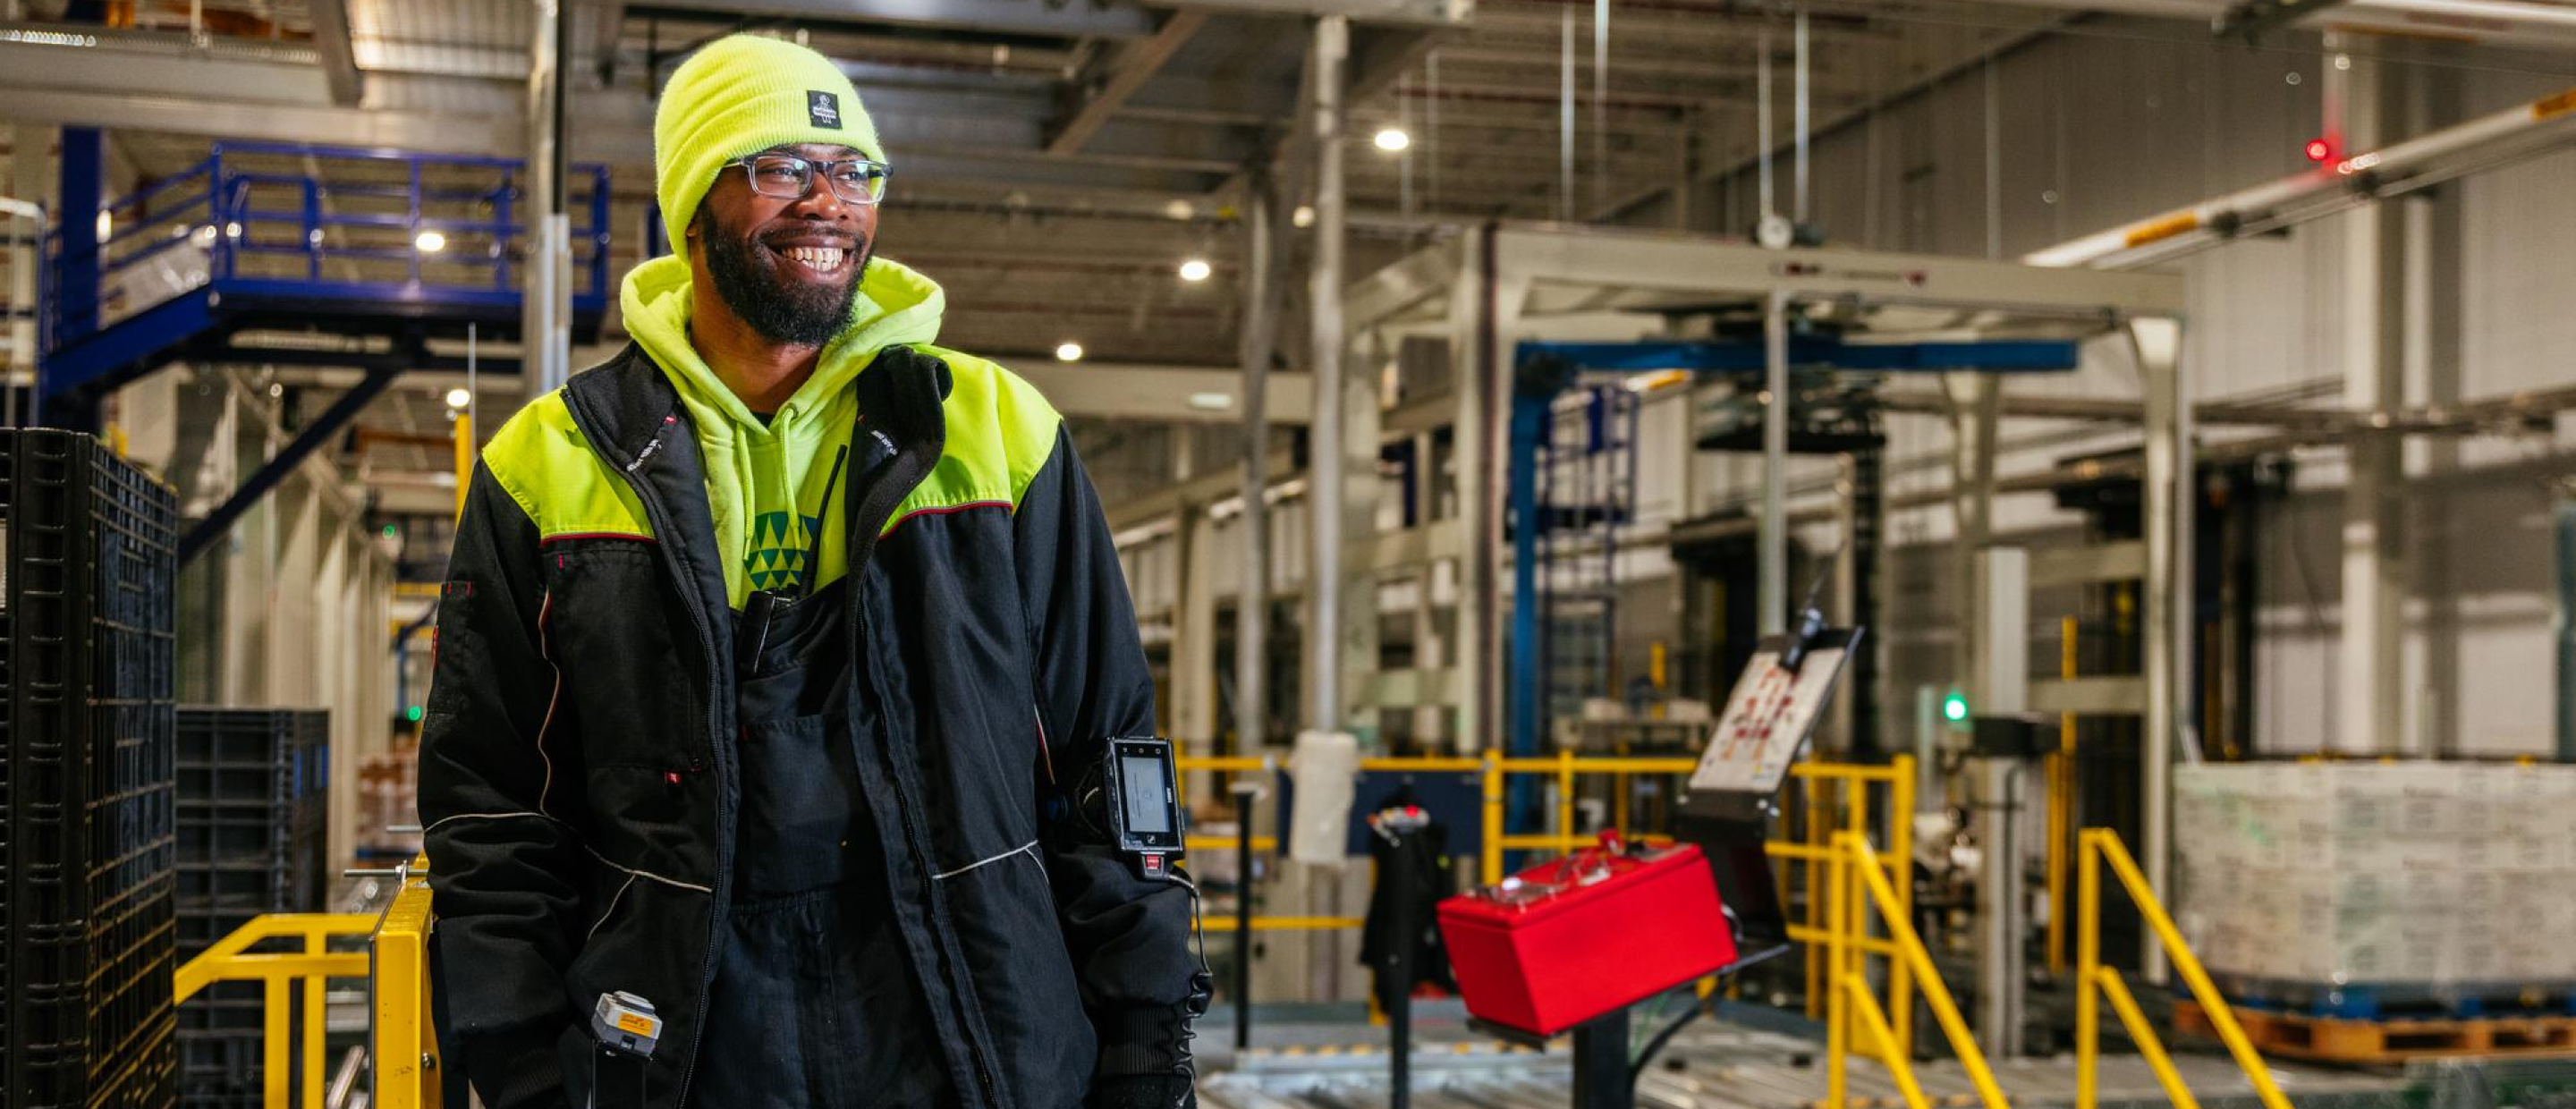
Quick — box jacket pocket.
[545,539,708,771]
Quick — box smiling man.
[419,34,1203,1109]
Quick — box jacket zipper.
[843,444,1007,1109]
[593,420,731,1109]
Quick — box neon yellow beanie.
[653,34,885,240]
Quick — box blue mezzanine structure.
[41,141,614,419]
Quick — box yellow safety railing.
[1777,758,1915,1051]
[2076,830,2289,1109]
[1825,831,2011,1109]
[1172,750,1915,979]
[1175,749,1690,887]
[172,858,444,1109]
[2048,616,2078,975]
[172,913,375,1109]
[374,856,444,1109]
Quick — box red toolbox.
[1436,833,1736,1037]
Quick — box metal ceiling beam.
[1013,362,1314,423]
[306,0,365,106]
[591,0,629,86]
[625,0,1156,41]
[1145,0,1469,25]
[1049,11,1208,156]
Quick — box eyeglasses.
[726,152,891,206]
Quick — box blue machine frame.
[1501,336,2080,768]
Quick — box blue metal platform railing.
[42,142,613,407]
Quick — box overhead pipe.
[1970,0,2576,51]
[1756,27,1775,222]
[1794,8,1811,226]
[2024,80,2576,269]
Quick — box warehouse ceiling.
[3,0,2067,503]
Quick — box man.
[419,34,1203,1109]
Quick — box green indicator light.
[1942,691,1970,724]
[382,524,399,538]
[405,705,424,724]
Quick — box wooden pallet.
[2176,1000,2576,1063]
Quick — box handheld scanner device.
[591,991,662,1058]
[1103,738,1182,880]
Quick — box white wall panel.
[1627,21,2576,757]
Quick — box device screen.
[1120,755,1172,834]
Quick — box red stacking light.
[1436,834,1736,1037]
[2305,138,2334,163]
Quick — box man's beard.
[699,213,872,348]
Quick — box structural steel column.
[1236,179,1281,759]
[1758,290,1790,634]
[49,125,103,428]
[1173,429,1219,759]
[2330,36,2407,756]
[4,125,47,424]
[523,0,573,402]
[1303,14,1349,733]
[1455,229,1526,751]
[1336,333,1380,726]
[2131,315,2188,986]
[1453,230,1495,750]
[1945,372,2000,695]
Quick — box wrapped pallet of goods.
[2177,761,2576,1009]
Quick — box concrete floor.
[1195,1001,2412,1109]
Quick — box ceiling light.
[95,209,112,241]
[1373,127,1411,153]
[415,230,447,253]
[1177,258,1213,283]
[444,387,472,410]
[1055,342,1085,363]
[1163,199,1196,221]
[1292,206,1316,229]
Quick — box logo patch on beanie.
[807,90,843,130]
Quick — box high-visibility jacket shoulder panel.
[476,348,1062,545]
[478,390,656,543]
[886,344,1062,534]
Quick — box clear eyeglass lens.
[745,156,887,204]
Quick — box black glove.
[1087,1073,1196,1109]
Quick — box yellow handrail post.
[304,922,329,1109]
[1825,832,1849,1109]
[1556,747,1578,851]
[2077,830,2101,1109]
[264,975,292,1109]
[1836,833,2011,1109]
[1480,748,1504,885]
[373,861,442,1109]
[1890,753,1916,1056]
[1805,773,1828,1019]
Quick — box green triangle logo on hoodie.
[619,252,946,607]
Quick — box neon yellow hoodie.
[618,251,947,609]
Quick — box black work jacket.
[418,345,1199,1109]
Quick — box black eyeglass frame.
[724,151,892,206]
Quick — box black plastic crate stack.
[0,429,181,1109]
[174,707,330,1106]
